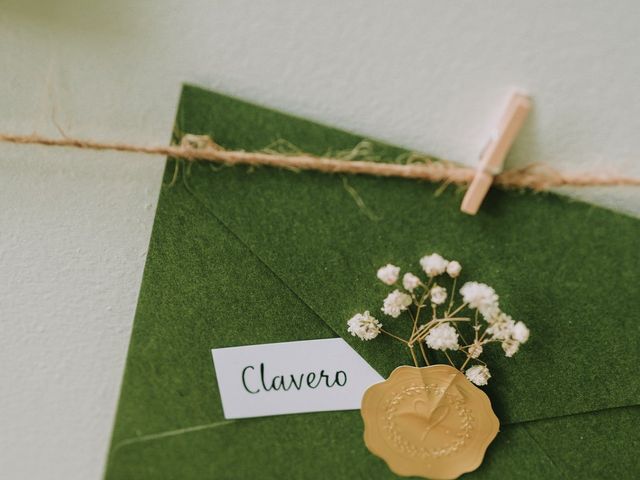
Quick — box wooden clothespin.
[460,91,531,215]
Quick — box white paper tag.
[211,338,384,419]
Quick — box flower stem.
[446,277,457,315]
[443,350,457,369]
[447,302,468,318]
[460,355,472,371]
[414,303,423,327]
[409,309,418,338]
[412,318,470,342]
[409,345,419,367]
[380,328,409,344]
[453,322,469,345]
[418,341,430,366]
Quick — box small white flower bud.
[381,290,412,318]
[512,321,530,344]
[347,311,382,341]
[460,282,499,320]
[419,253,449,277]
[465,365,491,386]
[502,340,520,357]
[377,264,400,285]
[446,260,462,278]
[430,285,447,305]
[402,272,421,292]
[425,323,459,351]
[468,342,483,359]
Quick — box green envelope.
[104,85,640,479]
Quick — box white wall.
[1,1,638,478]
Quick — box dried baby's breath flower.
[446,260,462,278]
[512,321,530,344]
[486,315,530,357]
[382,290,412,318]
[485,312,515,340]
[377,264,400,285]
[349,253,530,380]
[465,365,491,386]
[468,342,483,359]
[347,311,382,341]
[420,253,449,277]
[502,339,520,357]
[402,272,421,292]
[460,282,499,319]
[425,323,459,351]
[430,285,447,305]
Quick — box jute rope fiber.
[1,132,639,191]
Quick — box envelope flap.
[173,85,640,425]
[108,177,338,447]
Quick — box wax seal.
[361,365,499,480]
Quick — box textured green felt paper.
[105,85,639,479]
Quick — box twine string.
[1,132,638,191]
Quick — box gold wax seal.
[361,365,499,480]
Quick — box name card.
[211,338,384,419]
